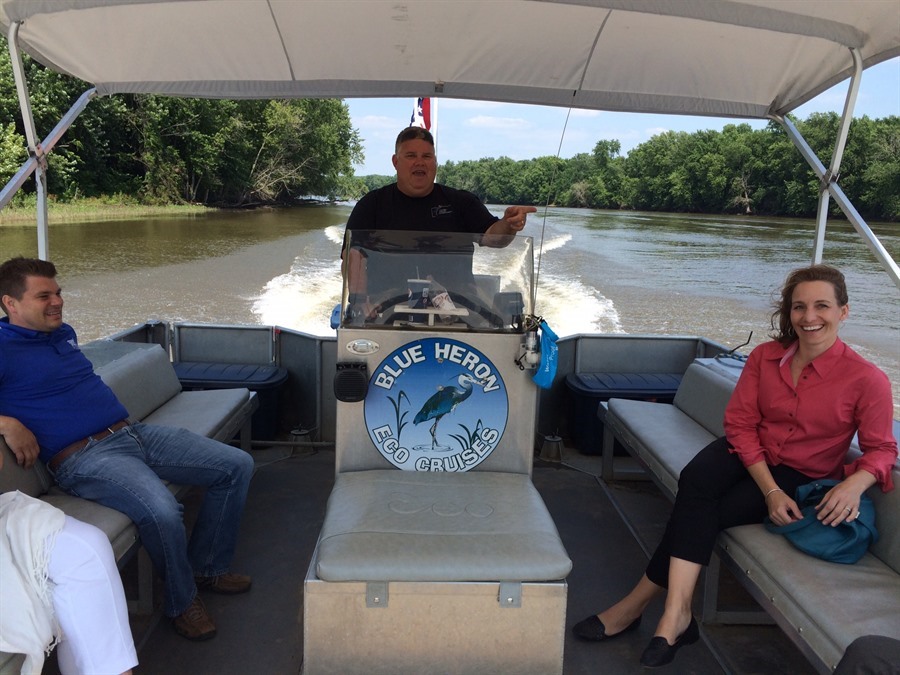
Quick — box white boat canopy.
[2,0,899,285]
[2,0,898,118]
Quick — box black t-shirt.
[345,183,499,234]
[343,183,500,308]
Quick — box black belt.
[48,420,130,471]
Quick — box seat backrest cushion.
[869,462,900,574]
[833,422,900,573]
[673,363,736,436]
[92,344,181,421]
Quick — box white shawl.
[0,491,66,675]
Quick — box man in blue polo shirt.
[0,257,253,642]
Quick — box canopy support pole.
[774,48,900,290]
[0,87,96,214]
[6,21,48,259]
[812,48,862,265]
[1,22,96,260]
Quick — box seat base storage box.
[173,361,287,439]
[303,574,567,675]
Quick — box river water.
[2,205,898,413]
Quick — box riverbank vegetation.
[2,37,897,221]
[0,195,209,224]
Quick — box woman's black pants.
[645,436,814,588]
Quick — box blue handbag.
[764,479,878,564]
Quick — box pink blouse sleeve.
[724,346,768,468]
[844,366,897,492]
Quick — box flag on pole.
[410,97,431,130]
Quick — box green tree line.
[434,116,899,221]
[2,35,897,220]
[1,37,364,206]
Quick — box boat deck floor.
[45,446,817,674]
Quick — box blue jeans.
[50,422,254,616]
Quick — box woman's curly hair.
[770,264,848,346]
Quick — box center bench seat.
[316,470,573,582]
[305,470,572,675]
[306,327,573,674]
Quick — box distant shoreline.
[0,202,212,225]
[0,199,347,225]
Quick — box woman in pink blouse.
[572,264,897,668]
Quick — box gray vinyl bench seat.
[86,341,257,446]
[316,470,573,582]
[1,341,257,675]
[602,361,735,499]
[600,359,900,674]
[716,481,900,671]
[304,328,572,674]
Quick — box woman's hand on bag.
[815,471,876,527]
[767,490,801,526]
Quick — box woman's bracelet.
[764,487,783,500]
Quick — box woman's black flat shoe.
[639,617,700,668]
[572,614,641,642]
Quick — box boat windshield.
[341,229,533,332]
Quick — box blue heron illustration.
[414,373,486,449]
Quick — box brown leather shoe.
[172,596,217,641]
[194,572,252,595]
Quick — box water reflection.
[0,206,350,276]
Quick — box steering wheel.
[366,292,414,326]
[365,292,504,329]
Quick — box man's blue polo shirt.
[0,318,127,462]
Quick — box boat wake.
[536,233,572,258]
[324,225,345,245]
[253,228,621,338]
[252,254,343,335]
[535,275,622,335]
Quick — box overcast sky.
[347,57,899,176]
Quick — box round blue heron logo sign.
[364,338,509,471]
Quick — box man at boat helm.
[342,126,536,319]
[0,257,253,642]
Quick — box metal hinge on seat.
[366,581,388,608]
[499,582,522,608]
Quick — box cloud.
[466,115,532,131]
[355,115,402,132]
[569,108,603,118]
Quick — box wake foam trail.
[534,275,622,336]
[535,233,572,258]
[253,256,342,335]
[255,228,618,338]
[324,225,345,245]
